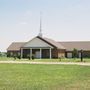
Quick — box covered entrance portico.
[21,48,52,59]
[20,36,54,59]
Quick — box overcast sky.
[0,0,90,52]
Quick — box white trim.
[22,48,51,49]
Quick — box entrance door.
[67,53,72,58]
[35,51,40,59]
[79,52,81,58]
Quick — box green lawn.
[0,57,90,62]
[0,64,90,90]
[0,57,14,61]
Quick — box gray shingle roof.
[7,36,65,51]
[7,36,90,51]
[7,42,25,51]
[38,37,65,49]
[59,41,90,51]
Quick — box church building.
[7,16,90,59]
[7,34,90,59]
[7,35,66,59]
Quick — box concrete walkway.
[0,61,90,66]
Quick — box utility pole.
[81,49,83,62]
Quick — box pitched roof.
[59,41,90,51]
[7,36,65,51]
[7,36,90,51]
[7,42,25,51]
[37,36,65,49]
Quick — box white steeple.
[38,12,43,37]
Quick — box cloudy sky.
[0,0,90,52]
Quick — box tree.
[72,48,78,59]
[0,52,2,57]
[17,52,21,59]
[13,53,17,60]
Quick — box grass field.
[0,64,90,90]
[0,57,90,62]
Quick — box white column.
[30,48,32,59]
[40,48,42,59]
[21,48,23,58]
[50,48,52,59]
[29,48,31,58]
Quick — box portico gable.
[23,37,53,48]
[21,37,54,59]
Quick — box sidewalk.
[0,61,90,66]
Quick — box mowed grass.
[0,57,14,61]
[0,64,90,90]
[0,57,90,62]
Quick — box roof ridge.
[59,41,90,43]
[37,36,65,49]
